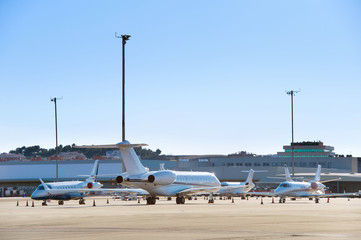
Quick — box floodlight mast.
[51,97,63,181]
[115,33,131,173]
[286,90,300,177]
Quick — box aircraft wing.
[44,188,148,195]
[302,192,358,198]
[248,192,276,197]
[248,192,357,198]
[87,188,149,195]
[177,185,243,196]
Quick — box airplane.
[75,140,239,205]
[216,169,255,198]
[254,165,355,203]
[31,160,148,205]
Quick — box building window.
[309,162,317,167]
[319,162,326,167]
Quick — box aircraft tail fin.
[284,165,293,181]
[116,141,148,175]
[75,141,148,175]
[314,165,322,182]
[245,169,254,184]
[87,160,100,181]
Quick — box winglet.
[39,178,50,190]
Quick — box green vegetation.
[9,145,167,160]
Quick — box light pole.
[286,90,299,177]
[51,97,62,181]
[115,33,131,173]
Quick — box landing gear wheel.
[315,198,319,204]
[42,200,47,206]
[283,198,286,203]
[79,199,85,205]
[176,196,185,204]
[147,197,156,205]
[58,200,64,205]
[208,193,214,204]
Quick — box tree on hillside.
[9,144,167,160]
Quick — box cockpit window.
[36,184,52,190]
[280,183,290,188]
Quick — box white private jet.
[31,160,148,205]
[256,165,355,203]
[217,169,255,197]
[75,140,239,205]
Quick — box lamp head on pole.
[286,89,300,96]
[115,32,131,44]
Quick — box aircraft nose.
[274,188,282,194]
[30,191,37,199]
[31,190,42,199]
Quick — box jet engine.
[148,170,176,185]
[311,182,318,190]
[87,182,93,188]
[116,176,124,184]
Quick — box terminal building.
[1,141,361,197]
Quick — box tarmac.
[0,196,360,240]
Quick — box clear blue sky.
[1,0,360,156]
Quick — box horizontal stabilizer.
[74,143,148,149]
[319,178,341,183]
[74,144,119,149]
